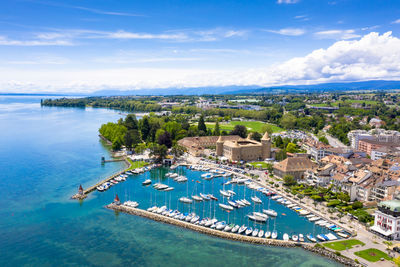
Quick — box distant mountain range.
[2,80,400,97]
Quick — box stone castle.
[216,132,271,162]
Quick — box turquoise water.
[0,95,341,267]
[111,167,332,240]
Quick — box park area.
[205,121,283,133]
[354,248,392,262]
[323,239,365,251]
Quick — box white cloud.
[277,0,299,4]
[314,29,360,40]
[0,36,73,46]
[266,28,305,36]
[2,32,400,93]
[392,19,400,24]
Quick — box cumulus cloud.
[2,32,400,92]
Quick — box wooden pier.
[71,157,132,200]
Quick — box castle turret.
[216,136,224,156]
[261,131,271,159]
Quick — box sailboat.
[299,234,305,242]
[251,196,262,204]
[231,225,240,233]
[142,179,152,185]
[265,231,271,238]
[252,228,259,237]
[238,225,247,234]
[258,229,264,238]
[263,197,277,216]
[219,203,234,211]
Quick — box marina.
[88,165,351,243]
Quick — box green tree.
[283,174,296,186]
[125,114,139,130]
[251,132,262,142]
[171,144,185,157]
[150,144,168,163]
[274,136,284,148]
[286,142,297,153]
[135,143,147,154]
[158,130,172,148]
[262,124,273,135]
[319,136,329,145]
[231,124,247,138]
[214,120,220,136]
[198,114,207,134]
[140,116,151,141]
[275,149,287,161]
[352,201,363,210]
[280,113,297,129]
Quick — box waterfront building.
[372,200,400,240]
[273,156,315,180]
[178,135,241,156]
[358,139,400,156]
[216,132,271,162]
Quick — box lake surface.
[109,166,332,240]
[0,95,341,267]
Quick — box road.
[326,134,348,148]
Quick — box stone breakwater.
[106,203,360,267]
[71,158,131,200]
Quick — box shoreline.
[107,203,359,266]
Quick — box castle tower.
[261,131,271,159]
[231,141,241,161]
[216,136,224,156]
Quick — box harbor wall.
[106,203,360,267]
[71,157,131,200]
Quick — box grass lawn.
[311,100,379,108]
[127,158,149,170]
[323,239,365,251]
[354,248,392,262]
[206,121,284,133]
[248,161,271,169]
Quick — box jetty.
[71,157,131,200]
[106,203,359,267]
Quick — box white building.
[348,129,400,150]
[372,200,400,240]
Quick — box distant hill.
[90,80,400,96]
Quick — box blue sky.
[1,0,400,92]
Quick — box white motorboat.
[241,199,251,206]
[199,193,211,200]
[205,218,218,227]
[123,201,139,208]
[156,206,167,214]
[228,200,239,208]
[265,231,271,238]
[216,221,227,230]
[299,234,305,242]
[179,197,193,204]
[220,190,231,197]
[164,187,174,191]
[258,230,264,238]
[190,215,200,224]
[317,235,326,241]
[227,190,236,196]
[263,209,277,217]
[245,227,253,236]
[219,203,234,211]
[283,233,289,241]
[292,234,299,242]
[251,196,262,204]
[147,206,157,212]
[192,195,203,202]
[252,228,259,237]
[253,212,268,220]
[223,224,234,232]
[238,225,247,234]
[231,225,240,233]
[170,173,178,178]
[299,210,310,216]
[271,231,278,239]
[185,213,195,222]
[307,234,317,242]
[248,214,267,223]
[142,179,152,185]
